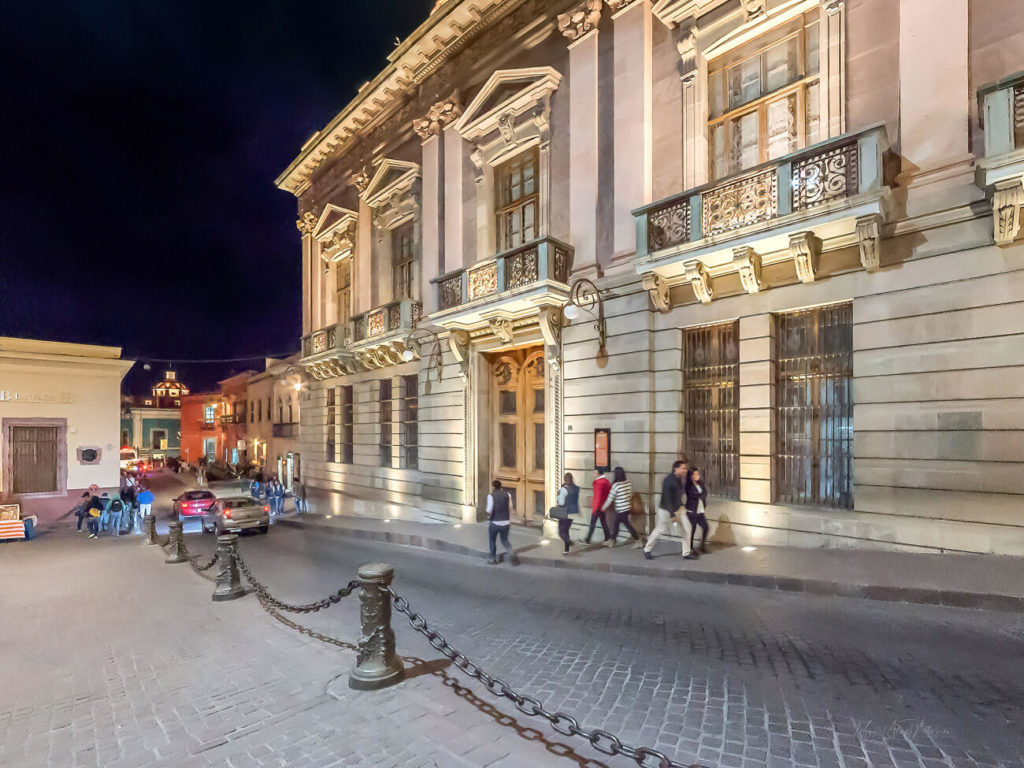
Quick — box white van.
[119,447,139,470]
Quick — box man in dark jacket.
[485,480,517,565]
[643,460,694,560]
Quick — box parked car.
[119,447,139,470]
[173,489,217,521]
[202,496,270,535]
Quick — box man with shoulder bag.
[643,459,694,560]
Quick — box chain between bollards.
[164,520,187,564]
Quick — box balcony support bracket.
[993,177,1024,246]
[642,272,672,313]
[684,261,713,304]
[855,214,882,272]
[789,231,822,284]
[732,246,763,294]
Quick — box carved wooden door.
[489,346,546,525]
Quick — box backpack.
[110,499,124,513]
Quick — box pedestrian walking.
[107,495,125,537]
[249,477,261,501]
[553,472,580,555]
[271,477,285,515]
[684,468,710,557]
[137,486,155,525]
[579,468,612,544]
[293,480,306,513]
[644,460,695,560]
[486,480,517,565]
[602,467,641,548]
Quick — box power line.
[129,350,300,364]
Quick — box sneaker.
[88,533,97,539]
[632,538,644,550]
[682,551,695,560]
[643,551,653,560]
[604,540,616,548]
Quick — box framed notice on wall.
[594,429,611,473]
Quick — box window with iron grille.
[379,379,393,467]
[495,147,538,251]
[392,222,414,301]
[774,302,853,509]
[337,259,352,326]
[401,374,418,469]
[325,387,337,463]
[341,385,354,464]
[681,322,740,498]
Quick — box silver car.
[202,496,270,535]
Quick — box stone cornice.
[275,0,533,196]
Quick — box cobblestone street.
[2,480,1023,768]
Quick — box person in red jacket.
[579,468,612,544]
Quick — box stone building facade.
[278,0,1024,554]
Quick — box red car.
[173,489,217,520]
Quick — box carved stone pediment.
[361,158,421,230]
[311,204,358,262]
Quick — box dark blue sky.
[0,0,432,392]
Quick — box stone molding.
[557,0,602,41]
[361,158,421,231]
[311,204,359,262]
[488,317,515,343]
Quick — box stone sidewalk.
[278,513,1024,612]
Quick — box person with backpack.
[553,472,580,555]
[684,467,711,557]
[486,479,517,565]
[107,494,126,537]
[601,467,641,548]
[86,493,105,538]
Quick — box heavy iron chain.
[187,549,219,572]
[388,587,703,768]
[232,551,360,614]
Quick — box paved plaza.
[1,474,1023,768]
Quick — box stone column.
[611,0,653,256]
[297,215,315,336]
[738,314,774,504]
[818,0,846,139]
[678,26,708,190]
[566,27,600,273]
[355,198,373,315]
[419,133,442,315]
[443,126,465,269]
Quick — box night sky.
[0,0,433,393]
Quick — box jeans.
[583,510,610,542]
[687,511,709,551]
[109,513,123,536]
[557,518,573,553]
[88,517,101,535]
[644,507,691,554]
[75,508,86,530]
[99,509,110,531]
[488,523,513,560]
[611,510,639,541]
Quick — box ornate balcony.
[348,298,422,370]
[299,321,356,381]
[430,236,574,328]
[976,72,1024,246]
[632,125,891,305]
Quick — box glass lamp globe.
[401,348,415,362]
[563,303,580,320]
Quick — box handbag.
[548,505,568,520]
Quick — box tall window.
[326,387,337,463]
[401,374,418,469]
[775,302,853,509]
[337,259,352,325]
[681,322,740,498]
[392,222,414,301]
[341,385,354,464]
[495,147,538,251]
[249,401,254,423]
[708,11,820,179]
[379,379,393,467]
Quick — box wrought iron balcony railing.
[301,321,350,359]
[272,422,298,438]
[633,124,889,262]
[433,236,574,313]
[976,72,1024,246]
[350,298,422,345]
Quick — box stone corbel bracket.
[642,272,672,313]
[448,330,471,383]
[993,177,1024,246]
[856,214,883,272]
[684,261,713,304]
[538,307,563,370]
[488,317,515,344]
[732,246,762,294]
[789,231,822,283]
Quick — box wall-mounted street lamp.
[401,326,445,382]
[563,278,607,356]
[277,364,309,393]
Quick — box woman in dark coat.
[684,467,710,557]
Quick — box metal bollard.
[212,534,244,601]
[349,562,404,690]
[165,520,187,564]
[143,513,159,545]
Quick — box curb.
[276,518,1024,613]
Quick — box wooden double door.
[487,345,546,526]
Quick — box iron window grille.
[341,385,354,465]
[681,322,740,498]
[401,374,418,470]
[774,302,853,509]
[379,379,393,467]
[325,387,338,463]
